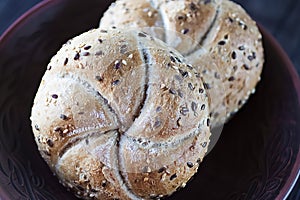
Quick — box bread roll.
[100,0,264,128]
[30,28,211,199]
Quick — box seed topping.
[51,94,58,99]
[74,52,80,60]
[187,162,194,168]
[170,173,177,181]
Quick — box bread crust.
[100,0,264,127]
[31,29,210,199]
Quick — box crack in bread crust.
[58,129,117,158]
[61,73,121,125]
[130,46,150,125]
[114,42,152,200]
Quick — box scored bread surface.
[100,0,264,128]
[31,29,211,199]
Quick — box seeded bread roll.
[30,28,211,200]
[100,0,264,128]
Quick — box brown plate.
[0,0,299,199]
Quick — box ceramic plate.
[0,0,299,199]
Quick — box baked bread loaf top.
[30,28,211,200]
[100,0,264,127]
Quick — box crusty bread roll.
[30,28,211,199]
[100,0,264,128]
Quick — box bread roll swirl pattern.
[30,29,211,199]
[100,0,264,127]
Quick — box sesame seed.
[228,17,234,23]
[51,94,58,99]
[199,88,204,93]
[128,54,133,59]
[35,124,40,131]
[158,166,166,173]
[100,30,108,33]
[95,75,103,82]
[203,83,211,90]
[169,88,177,95]
[84,45,91,50]
[64,58,68,66]
[190,2,197,10]
[187,162,194,168]
[101,180,107,187]
[177,117,182,127]
[191,102,197,112]
[170,56,176,62]
[175,57,182,63]
[156,106,162,112]
[243,64,250,70]
[112,80,120,86]
[218,41,226,45]
[201,142,207,148]
[238,100,242,105]
[147,11,153,17]
[228,76,235,81]
[201,104,206,110]
[54,126,61,132]
[181,71,189,78]
[138,32,147,37]
[188,83,195,90]
[74,52,80,60]
[114,60,121,69]
[247,55,254,61]
[98,39,103,43]
[238,46,245,51]
[214,72,220,79]
[177,15,185,20]
[47,139,54,147]
[143,166,152,173]
[60,114,68,120]
[181,29,189,34]
[170,174,177,180]
[207,118,210,126]
[187,64,193,70]
[180,107,189,116]
[47,65,52,70]
[231,51,237,59]
[122,60,127,65]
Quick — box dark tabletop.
[0,0,299,199]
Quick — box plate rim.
[259,27,300,200]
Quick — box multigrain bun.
[30,28,211,200]
[100,0,264,128]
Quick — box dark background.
[0,0,299,199]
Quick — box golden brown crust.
[31,29,211,199]
[187,0,264,126]
[100,0,264,128]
